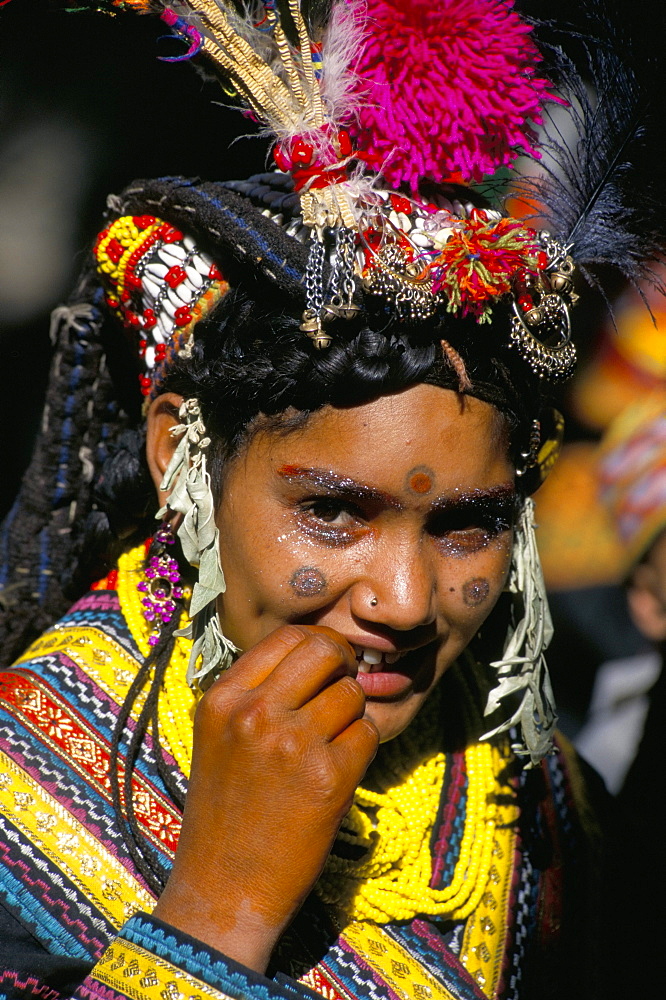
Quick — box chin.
[364,695,427,744]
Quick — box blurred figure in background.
[533,275,666,732]
[575,397,666,793]
[585,399,666,997]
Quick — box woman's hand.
[153,625,379,973]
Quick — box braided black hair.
[160,287,538,471]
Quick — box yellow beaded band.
[117,544,198,779]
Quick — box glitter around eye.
[433,531,492,558]
[294,510,368,547]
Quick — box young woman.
[1,1,658,998]
[0,174,600,999]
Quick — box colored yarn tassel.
[349,0,559,191]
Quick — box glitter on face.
[461,577,490,607]
[289,566,328,598]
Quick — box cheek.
[218,513,352,637]
[289,566,328,598]
[437,535,512,626]
[461,578,491,607]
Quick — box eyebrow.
[427,483,517,516]
[277,465,404,509]
[277,465,516,512]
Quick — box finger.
[220,625,356,697]
[299,674,366,741]
[217,624,320,693]
[330,717,380,787]
[260,631,357,710]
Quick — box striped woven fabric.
[1,586,599,1000]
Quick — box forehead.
[247,385,512,492]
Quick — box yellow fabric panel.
[91,936,225,998]
[0,748,153,927]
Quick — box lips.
[350,643,432,699]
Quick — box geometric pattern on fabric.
[0,586,598,999]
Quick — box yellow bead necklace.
[317,690,506,925]
[116,541,507,927]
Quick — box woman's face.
[215,384,515,743]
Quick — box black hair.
[159,284,536,462]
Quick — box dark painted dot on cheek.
[461,577,490,607]
[289,566,328,598]
[449,586,455,593]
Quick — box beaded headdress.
[5,0,664,764]
[89,0,581,373]
[81,1,663,399]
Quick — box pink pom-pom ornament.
[350,0,560,192]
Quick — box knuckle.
[274,623,311,645]
[308,758,341,801]
[307,633,344,660]
[227,697,272,743]
[193,685,229,734]
[275,729,307,763]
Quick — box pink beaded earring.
[137,523,184,647]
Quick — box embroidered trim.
[0,748,151,929]
[92,936,221,998]
[0,667,182,860]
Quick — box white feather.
[320,0,368,124]
[169,1,370,160]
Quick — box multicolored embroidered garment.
[0,563,601,1000]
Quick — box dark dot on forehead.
[462,577,490,607]
[410,473,432,494]
[406,466,435,495]
[289,566,327,598]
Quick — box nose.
[350,533,437,631]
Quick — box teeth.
[362,649,382,665]
[352,645,402,671]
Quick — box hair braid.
[0,265,136,665]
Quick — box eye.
[427,504,513,555]
[302,498,359,524]
[294,497,368,546]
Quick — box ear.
[627,562,666,642]
[145,392,185,507]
